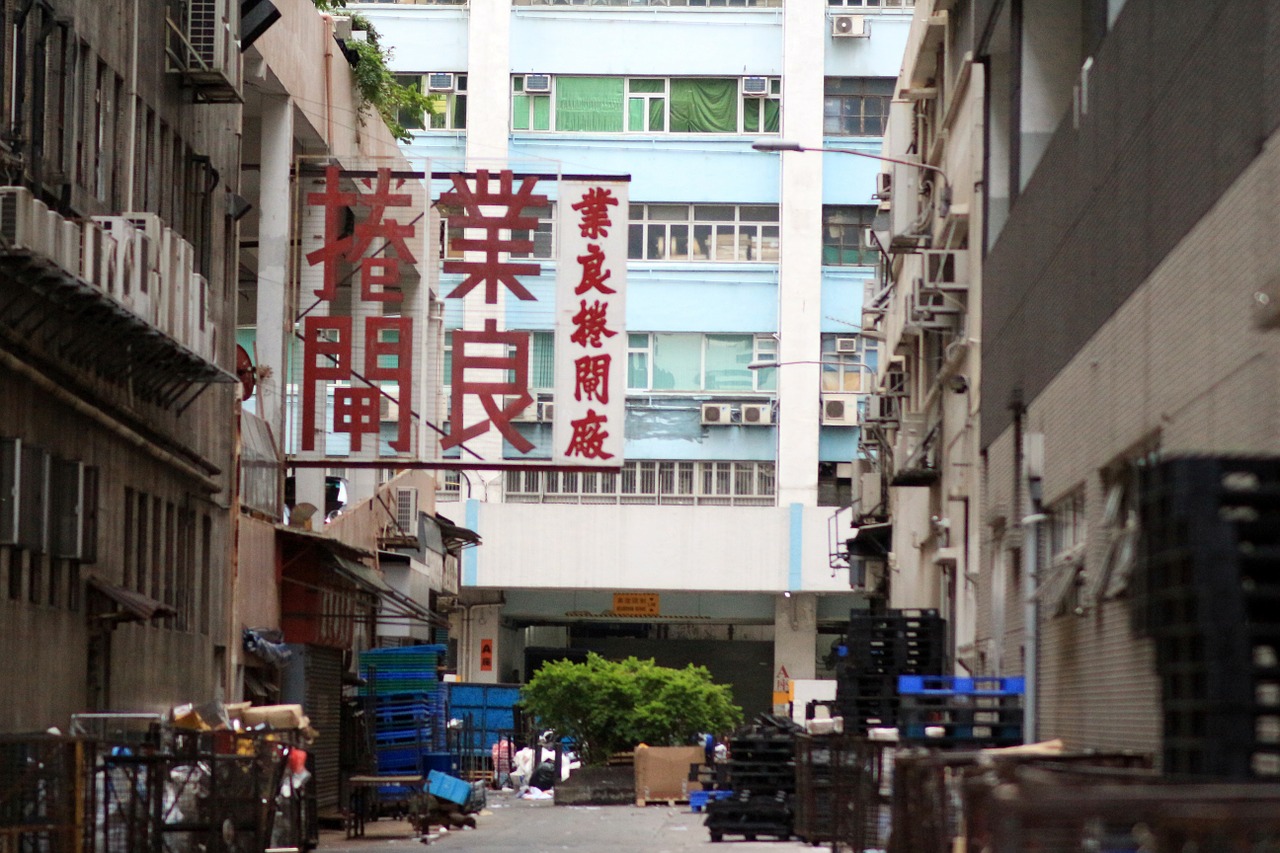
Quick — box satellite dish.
[236,345,256,401]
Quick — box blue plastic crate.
[427,770,471,806]
[897,675,1026,696]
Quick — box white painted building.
[344,0,914,715]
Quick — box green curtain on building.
[555,77,625,132]
[669,79,737,133]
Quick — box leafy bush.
[311,1,430,143]
[520,653,743,766]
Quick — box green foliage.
[311,1,430,143]
[520,653,743,766]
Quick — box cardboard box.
[634,745,705,803]
[241,704,309,730]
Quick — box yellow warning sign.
[612,592,660,617]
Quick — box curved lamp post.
[751,138,951,208]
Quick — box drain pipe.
[1022,430,1045,745]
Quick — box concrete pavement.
[318,789,816,852]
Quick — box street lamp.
[747,358,878,377]
[751,138,950,209]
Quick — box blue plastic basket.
[427,770,472,806]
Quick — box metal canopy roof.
[0,253,236,411]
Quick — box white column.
[255,94,294,453]
[777,4,825,506]
[459,0,513,490]
[773,593,818,712]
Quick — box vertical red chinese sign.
[553,180,627,466]
[297,164,426,461]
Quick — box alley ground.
[318,790,818,852]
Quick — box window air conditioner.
[832,14,868,38]
[701,403,731,425]
[506,396,538,422]
[835,337,859,354]
[523,74,551,94]
[428,72,455,92]
[742,76,769,97]
[740,403,772,425]
[538,402,555,423]
[874,172,893,200]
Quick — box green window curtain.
[703,335,753,391]
[763,98,780,132]
[531,332,555,388]
[533,95,551,130]
[669,79,737,133]
[555,77,624,131]
[649,98,664,131]
[629,98,645,129]
[652,333,702,390]
[513,95,531,131]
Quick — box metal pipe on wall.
[0,348,223,493]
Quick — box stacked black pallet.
[834,608,946,732]
[1135,456,1280,779]
[704,715,800,843]
[897,675,1024,748]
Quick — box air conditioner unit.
[740,403,772,425]
[428,72,455,92]
[701,403,731,425]
[395,486,418,533]
[742,76,769,96]
[506,396,537,422]
[832,14,868,38]
[863,393,900,424]
[835,336,860,354]
[822,393,860,426]
[56,218,81,275]
[874,172,892,200]
[538,401,555,423]
[0,187,48,259]
[171,0,242,102]
[523,74,551,94]
[92,216,141,301]
[922,249,968,292]
[380,392,399,422]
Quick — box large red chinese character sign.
[553,180,627,465]
[439,170,561,459]
[298,165,425,459]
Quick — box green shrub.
[520,653,743,766]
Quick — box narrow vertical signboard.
[553,179,628,467]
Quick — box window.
[506,460,775,505]
[628,204,779,263]
[512,75,552,131]
[820,335,872,392]
[627,333,775,392]
[824,78,894,136]
[398,73,467,131]
[509,203,555,259]
[513,75,781,135]
[823,206,878,265]
[741,78,781,134]
[828,0,913,7]
[626,79,666,132]
[1050,489,1086,559]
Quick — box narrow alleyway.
[318,791,817,852]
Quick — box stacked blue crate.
[358,645,450,797]
[897,675,1024,747]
